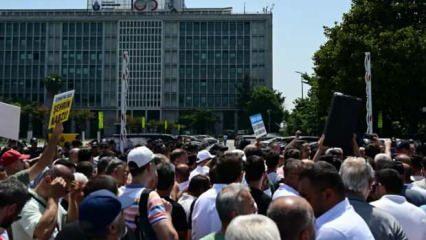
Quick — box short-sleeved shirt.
[200,232,225,240]
[11,169,30,186]
[164,197,189,232]
[12,189,67,240]
[119,184,168,231]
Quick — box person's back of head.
[244,144,263,158]
[244,155,265,183]
[127,146,155,181]
[153,153,170,165]
[410,155,424,174]
[373,153,391,169]
[216,154,243,184]
[170,149,187,165]
[97,156,114,175]
[175,163,190,183]
[365,143,381,159]
[375,169,403,195]
[0,177,31,229]
[339,157,374,199]
[267,196,315,240]
[156,162,175,194]
[264,151,280,171]
[283,159,303,188]
[188,174,211,197]
[225,214,281,240]
[284,148,301,160]
[319,154,342,171]
[298,161,345,217]
[216,183,257,228]
[78,148,93,162]
[76,161,95,180]
[84,175,119,196]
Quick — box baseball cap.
[0,149,30,167]
[127,146,154,168]
[79,190,132,232]
[209,143,229,154]
[197,150,215,163]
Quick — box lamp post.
[295,71,309,100]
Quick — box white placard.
[250,113,267,139]
[0,102,21,140]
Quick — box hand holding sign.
[49,90,75,129]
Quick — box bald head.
[396,154,411,164]
[267,196,315,240]
[175,163,190,183]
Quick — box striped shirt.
[119,184,168,230]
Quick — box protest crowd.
[0,122,426,240]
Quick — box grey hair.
[225,214,281,240]
[339,157,374,193]
[216,183,250,224]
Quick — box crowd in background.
[0,124,425,240]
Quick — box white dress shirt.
[316,198,374,240]
[189,165,210,180]
[371,195,426,240]
[191,184,226,240]
[178,193,196,222]
[272,183,299,200]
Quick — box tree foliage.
[178,109,217,134]
[43,73,64,96]
[244,86,285,133]
[313,0,425,136]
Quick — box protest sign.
[48,90,75,129]
[250,113,267,139]
[0,102,21,140]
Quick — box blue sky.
[0,0,352,109]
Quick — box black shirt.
[55,222,87,240]
[249,187,272,215]
[164,197,189,235]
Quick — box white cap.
[197,150,215,164]
[127,146,154,168]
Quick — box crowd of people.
[0,124,425,240]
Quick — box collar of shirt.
[124,183,145,189]
[278,183,299,195]
[346,193,366,203]
[316,198,351,229]
[381,194,407,204]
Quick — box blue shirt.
[315,198,374,240]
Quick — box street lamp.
[295,71,309,100]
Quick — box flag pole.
[120,51,129,153]
[365,52,373,134]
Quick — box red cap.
[0,149,30,167]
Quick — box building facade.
[0,5,272,136]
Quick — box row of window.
[179,50,250,65]
[179,36,250,50]
[62,22,103,35]
[179,22,250,36]
[179,94,238,108]
[0,23,47,36]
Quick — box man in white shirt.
[189,150,214,180]
[12,164,77,240]
[191,154,243,240]
[371,169,426,240]
[273,159,303,200]
[298,162,374,240]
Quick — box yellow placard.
[48,133,78,146]
[48,90,75,129]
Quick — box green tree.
[178,109,217,134]
[71,109,95,133]
[286,73,323,136]
[43,73,64,105]
[313,0,425,136]
[245,86,285,133]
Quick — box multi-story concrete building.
[0,0,272,136]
